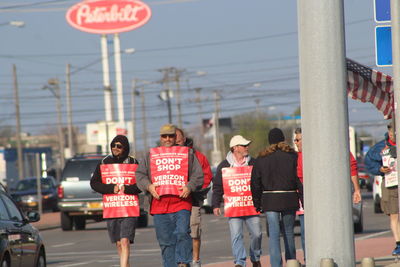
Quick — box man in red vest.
[136,124,204,267]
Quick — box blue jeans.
[154,209,192,267]
[228,215,262,266]
[299,214,305,260]
[265,211,296,267]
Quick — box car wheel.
[1,255,10,267]
[61,212,73,231]
[354,220,363,233]
[36,249,46,267]
[137,212,148,228]
[201,206,213,214]
[74,216,86,230]
[374,196,383,214]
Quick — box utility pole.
[35,153,42,216]
[194,87,203,126]
[13,64,24,180]
[211,91,222,167]
[44,78,65,181]
[131,79,137,155]
[141,85,149,152]
[298,1,354,266]
[173,68,184,128]
[160,68,173,123]
[66,64,74,157]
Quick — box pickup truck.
[58,155,148,231]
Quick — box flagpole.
[390,0,400,214]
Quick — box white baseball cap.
[229,135,251,148]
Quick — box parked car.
[372,175,383,213]
[9,177,58,212]
[58,154,148,231]
[0,188,46,266]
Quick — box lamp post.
[0,20,25,28]
[43,79,64,181]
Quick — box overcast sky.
[0,0,391,149]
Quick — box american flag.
[346,58,393,119]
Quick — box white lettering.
[76,4,145,25]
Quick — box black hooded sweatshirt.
[90,135,141,195]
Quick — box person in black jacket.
[251,128,303,267]
[90,135,141,267]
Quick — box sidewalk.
[33,212,400,267]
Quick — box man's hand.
[380,166,391,173]
[352,190,362,204]
[178,186,191,198]
[119,184,125,194]
[113,185,120,194]
[213,207,221,216]
[147,184,160,200]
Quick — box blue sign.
[374,0,391,22]
[375,26,392,67]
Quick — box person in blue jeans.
[212,135,262,267]
[251,128,303,267]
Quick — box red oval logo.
[66,0,152,34]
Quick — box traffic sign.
[374,0,391,23]
[375,25,392,67]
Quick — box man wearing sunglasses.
[212,135,262,267]
[90,135,141,267]
[136,124,204,267]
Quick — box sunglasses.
[161,134,176,138]
[294,139,301,142]
[112,144,123,149]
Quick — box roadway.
[40,189,391,267]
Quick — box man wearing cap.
[136,124,204,267]
[212,135,262,267]
[365,122,400,256]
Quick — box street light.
[42,78,64,182]
[0,20,25,28]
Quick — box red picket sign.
[222,166,259,217]
[150,146,189,196]
[101,164,139,218]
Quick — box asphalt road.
[40,189,390,267]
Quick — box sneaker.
[178,263,189,267]
[393,245,400,255]
[252,261,261,267]
[234,265,243,267]
[192,260,201,267]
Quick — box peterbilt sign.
[66,0,151,34]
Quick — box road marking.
[58,261,98,267]
[356,230,391,240]
[52,242,75,248]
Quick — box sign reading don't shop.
[66,0,152,34]
[101,164,139,218]
[150,146,189,196]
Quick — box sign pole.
[298,0,355,265]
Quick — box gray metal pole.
[66,64,74,157]
[390,0,400,219]
[297,1,355,266]
[131,79,137,155]
[13,64,24,180]
[35,153,42,216]
[141,86,149,152]
[174,68,183,128]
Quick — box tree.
[225,112,271,157]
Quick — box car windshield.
[15,178,52,191]
[62,159,101,181]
